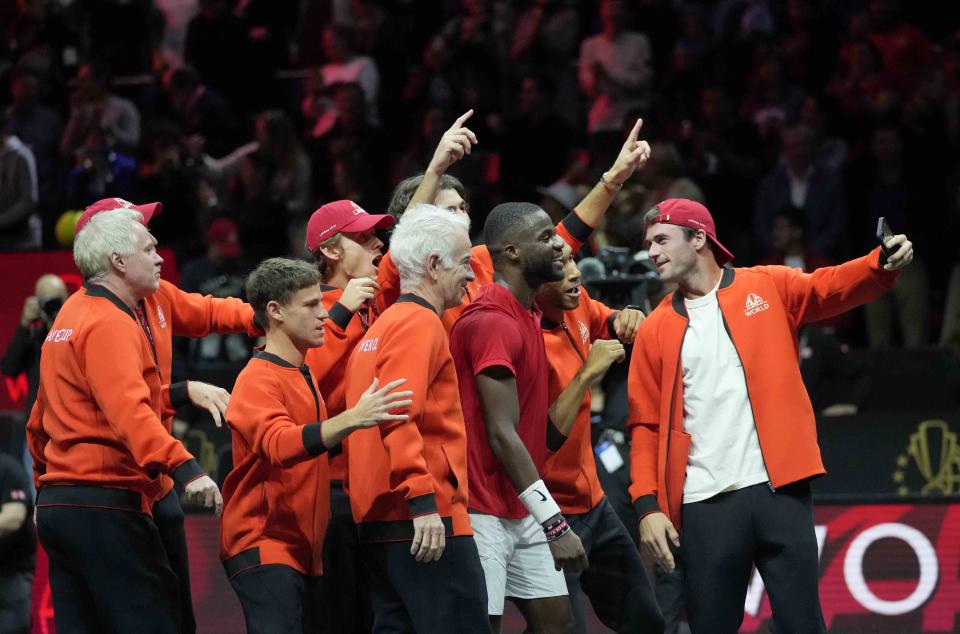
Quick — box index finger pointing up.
[451,109,474,130]
[627,118,644,144]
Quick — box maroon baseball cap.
[305,200,395,252]
[650,199,734,265]
[207,217,243,258]
[75,198,163,235]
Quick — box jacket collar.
[397,293,439,315]
[670,267,735,317]
[85,283,137,321]
[253,349,299,368]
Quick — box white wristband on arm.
[519,479,562,525]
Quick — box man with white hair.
[27,208,222,633]
[345,205,490,633]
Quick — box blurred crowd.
[2,0,960,349]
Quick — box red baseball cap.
[75,198,163,235]
[650,198,734,265]
[207,217,243,258]
[306,200,395,252]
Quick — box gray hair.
[73,209,144,282]
[390,204,470,288]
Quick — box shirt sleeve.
[373,251,402,319]
[85,319,204,489]
[585,293,617,341]
[458,311,524,377]
[226,370,327,468]
[369,317,441,515]
[161,280,261,338]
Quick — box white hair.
[390,204,471,288]
[73,209,145,282]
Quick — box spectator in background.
[321,25,381,125]
[59,61,140,157]
[865,0,930,97]
[740,55,806,162]
[331,155,379,213]
[64,127,137,209]
[7,69,64,221]
[0,112,39,251]
[797,95,848,172]
[667,4,714,111]
[228,149,288,263]
[254,110,313,218]
[755,124,845,257]
[850,123,931,347]
[636,142,705,215]
[760,205,831,272]
[137,122,202,259]
[184,0,249,109]
[162,65,240,158]
[942,169,960,353]
[0,452,35,634]
[579,0,653,169]
[2,273,68,487]
[500,73,575,201]
[179,218,253,368]
[828,39,897,127]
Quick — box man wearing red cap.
[302,199,394,632]
[628,199,914,633]
[68,197,260,634]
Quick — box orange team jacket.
[220,351,331,578]
[27,285,206,514]
[304,285,374,482]
[374,210,593,331]
[142,279,259,499]
[627,247,899,529]
[344,294,471,542]
[541,288,618,515]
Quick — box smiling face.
[535,243,581,312]
[645,222,701,285]
[273,283,328,348]
[517,209,566,287]
[120,223,164,299]
[435,232,476,308]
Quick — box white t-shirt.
[680,280,769,504]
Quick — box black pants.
[229,564,323,634]
[320,481,373,633]
[153,490,196,634]
[362,535,491,633]
[36,489,180,633]
[680,481,825,634]
[565,498,665,634]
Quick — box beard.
[522,249,564,288]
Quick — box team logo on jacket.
[157,305,167,329]
[358,337,379,352]
[578,321,589,344]
[744,293,769,317]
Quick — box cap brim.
[136,202,163,224]
[342,213,396,233]
[708,236,735,265]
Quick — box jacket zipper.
[666,327,687,515]
[719,311,775,492]
[299,365,323,571]
[560,322,586,362]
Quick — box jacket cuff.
[407,493,438,518]
[563,209,594,243]
[633,494,660,520]
[607,312,619,339]
[168,382,190,409]
[327,302,354,331]
[546,421,568,452]
[172,459,206,490]
[302,422,328,457]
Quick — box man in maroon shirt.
[451,202,587,633]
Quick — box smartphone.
[877,217,895,266]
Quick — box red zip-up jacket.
[220,351,331,577]
[628,248,899,528]
[374,210,592,331]
[541,290,617,515]
[27,285,206,514]
[304,285,372,482]
[345,295,471,541]
[142,279,259,499]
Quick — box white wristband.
[519,479,562,525]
